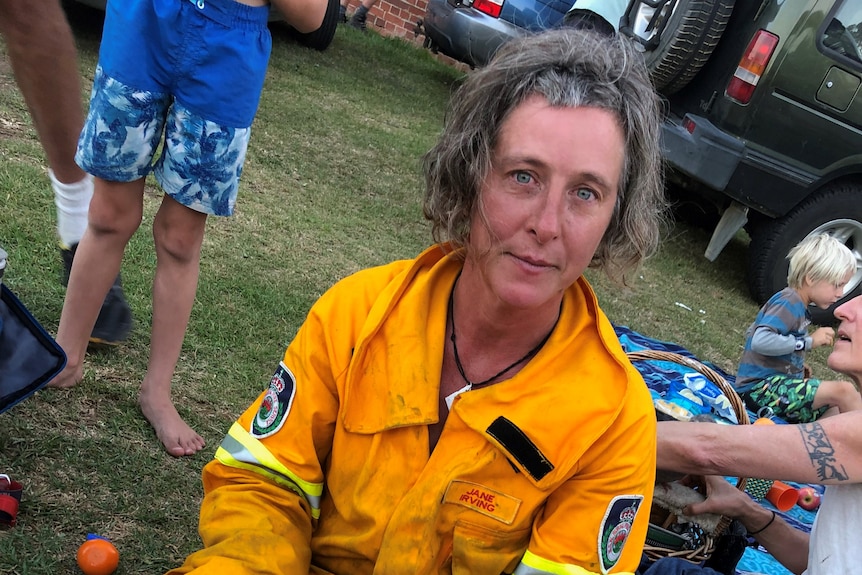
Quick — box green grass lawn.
[0,6,840,573]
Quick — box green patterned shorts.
[741,374,827,423]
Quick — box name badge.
[443,480,521,524]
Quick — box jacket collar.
[340,246,641,487]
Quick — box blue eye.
[515,172,532,184]
[576,188,595,200]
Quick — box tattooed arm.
[656,413,862,484]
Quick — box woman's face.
[466,95,624,310]
[828,295,862,381]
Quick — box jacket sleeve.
[165,462,316,575]
[515,384,657,575]
[166,295,344,575]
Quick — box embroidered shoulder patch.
[598,495,643,574]
[251,362,296,439]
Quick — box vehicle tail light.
[473,0,503,18]
[726,30,779,104]
[682,116,696,134]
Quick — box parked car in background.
[621,0,862,324]
[422,0,862,325]
[419,0,571,67]
[68,0,339,51]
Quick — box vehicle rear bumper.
[423,0,525,67]
[661,113,745,191]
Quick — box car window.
[822,1,862,64]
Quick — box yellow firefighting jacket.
[168,245,656,575]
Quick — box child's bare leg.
[52,178,145,388]
[139,195,207,457]
[813,379,862,416]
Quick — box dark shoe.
[61,243,133,345]
[349,11,367,31]
[338,4,347,22]
[60,245,75,287]
[89,280,133,346]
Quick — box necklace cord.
[448,282,556,388]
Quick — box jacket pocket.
[451,520,530,575]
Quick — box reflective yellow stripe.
[215,422,323,519]
[513,550,632,575]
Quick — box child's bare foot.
[139,388,205,457]
[47,363,83,389]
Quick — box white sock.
[51,169,94,249]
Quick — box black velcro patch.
[486,416,554,481]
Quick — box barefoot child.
[50,0,325,456]
[735,233,861,422]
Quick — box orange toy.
[77,534,120,575]
[765,480,799,512]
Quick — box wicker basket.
[627,349,750,564]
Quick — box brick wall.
[343,0,429,43]
[341,0,469,70]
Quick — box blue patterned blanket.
[615,325,818,575]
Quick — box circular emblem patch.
[599,495,642,573]
[251,362,296,438]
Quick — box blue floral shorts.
[75,0,271,216]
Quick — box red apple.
[797,486,821,511]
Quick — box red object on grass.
[0,474,23,527]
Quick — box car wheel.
[747,181,862,325]
[622,0,735,94]
[291,0,339,51]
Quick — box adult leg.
[0,0,85,185]
[52,178,146,388]
[2,0,92,251]
[0,0,132,343]
[1,0,90,247]
[140,196,207,457]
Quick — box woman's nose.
[530,191,563,243]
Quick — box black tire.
[747,182,862,326]
[623,0,735,94]
[290,0,339,51]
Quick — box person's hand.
[678,475,754,519]
[810,326,835,348]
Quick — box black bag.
[701,520,748,575]
[0,281,66,414]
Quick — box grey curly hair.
[422,27,667,282]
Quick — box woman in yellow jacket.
[169,27,666,575]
